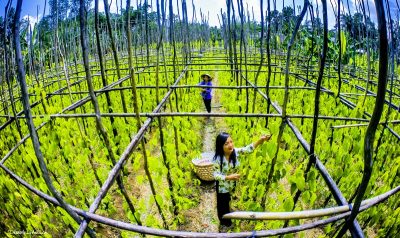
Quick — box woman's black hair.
[213,132,237,170]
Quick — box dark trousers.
[203,98,212,113]
[217,192,232,226]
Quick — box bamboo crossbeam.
[17,112,374,123]
[287,68,400,108]
[223,185,400,220]
[64,67,147,111]
[342,78,400,108]
[28,64,388,100]
[42,76,87,89]
[44,67,146,90]
[0,97,45,132]
[331,120,400,129]
[45,85,322,96]
[40,65,148,90]
[46,78,87,95]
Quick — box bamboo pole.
[103,0,129,115]
[251,0,264,114]
[3,0,22,138]
[282,1,330,229]
[224,185,400,220]
[308,0,328,179]
[337,0,389,235]
[262,0,310,209]
[19,112,379,123]
[127,0,162,227]
[75,0,139,235]
[155,0,178,219]
[361,0,372,106]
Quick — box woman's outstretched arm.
[253,134,272,149]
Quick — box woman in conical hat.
[199,73,213,114]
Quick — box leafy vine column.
[337,0,388,235]
[265,0,272,128]
[261,0,309,208]
[103,0,128,117]
[126,0,168,229]
[75,0,140,235]
[3,0,23,139]
[13,0,95,237]
[155,0,178,218]
[251,0,265,116]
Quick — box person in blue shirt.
[213,132,272,228]
[199,73,213,113]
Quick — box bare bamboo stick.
[337,0,389,235]
[22,112,374,123]
[75,0,142,235]
[331,120,400,129]
[46,85,323,95]
[224,185,400,220]
[262,0,310,210]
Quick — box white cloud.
[23,14,41,31]
[96,0,119,14]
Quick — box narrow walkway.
[178,74,228,232]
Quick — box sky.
[0,0,399,30]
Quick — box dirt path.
[178,73,230,233]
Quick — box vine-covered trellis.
[0,0,399,237]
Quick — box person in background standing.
[199,73,213,113]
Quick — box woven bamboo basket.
[192,152,214,181]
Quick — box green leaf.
[308,171,316,191]
[295,174,305,192]
[276,35,281,46]
[283,196,294,211]
[303,191,310,203]
[340,31,347,56]
[310,193,317,206]
[290,183,297,195]
[155,194,164,207]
